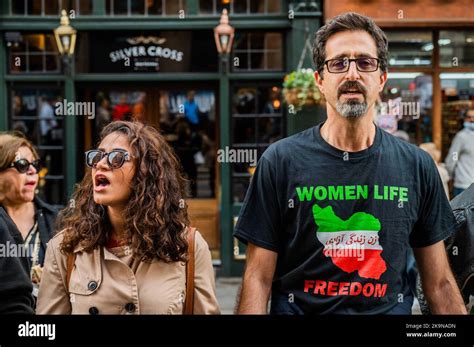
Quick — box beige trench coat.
[36,230,220,314]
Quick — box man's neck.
[321,107,376,152]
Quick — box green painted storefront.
[0,0,322,276]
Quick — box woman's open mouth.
[94,174,111,192]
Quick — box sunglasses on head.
[85,149,132,169]
[8,159,41,174]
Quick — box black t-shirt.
[234,123,457,314]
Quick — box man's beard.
[336,81,368,118]
[336,99,368,118]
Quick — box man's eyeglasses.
[85,149,132,169]
[7,159,41,174]
[324,57,380,73]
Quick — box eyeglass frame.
[85,149,132,169]
[324,57,381,74]
[3,159,41,174]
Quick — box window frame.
[197,0,283,15]
[232,31,285,72]
[106,0,185,16]
[230,82,285,204]
[8,33,61,74]
[10,0,92,16]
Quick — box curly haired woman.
[37,121,220,314]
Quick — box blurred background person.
[184,90,199,130]
[132,92,146,123]
[446,109,474,197]
[0,132,57,311]
[420,142,450,198]
[96,98,111,133]
[38,95,57,145]
[112,94,132,121]
[172,119,202,198]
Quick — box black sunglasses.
[8,159,41,174]
[85,149,132,169]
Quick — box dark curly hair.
[313,12,388,78]
[59,121,190,262]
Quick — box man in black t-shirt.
[234,12,467,314]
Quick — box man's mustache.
[337,81,367,98]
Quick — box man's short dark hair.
[313,12,388,77]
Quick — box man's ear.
[314,70,324,94]
[379,71,388,92]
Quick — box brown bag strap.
[184,227,196,315]
[66,252,76,293]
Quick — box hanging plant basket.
[282,68,324,111]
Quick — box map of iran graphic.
[312,204,387,280]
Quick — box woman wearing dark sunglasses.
[37,121,220,314]
[0,132,58,313]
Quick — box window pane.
[165,0,184,15]
[231,84,285,204]
[45,35,57,52]
[8,34,60,74]
[249,0,265,13]
[233,0,247,13]
[79,0,92,14]
[37,178,64,207]
[27,54,43,71]
[44,0,59,15]
[249,52,264,69]
[131,0,145,14]
[9,54,27,73]
[12,0,26,15]
[113,0,128,14]
[232,32,283,71]
[257,117,282,144]
[216,0,230,14]
[233,87,257,114]
[234,33,249,50]
[147,0,163,15]
[198,0,213,14]
[440,73,474,159]
[257,86,281,114]
[234,53,248,70]
[27,0,42,14]
[378,73,432,145]
[440,31,474,67]
[267,0,281,13]
[45,54,60,71]
[266,52,283,70]
[233,117,256,143]
[249,33,264,50]
[386,31,432,67]
[38,150,64,176]
[232,176,250,203]
[62,0,75,13]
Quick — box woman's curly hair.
[59,121,190,262]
